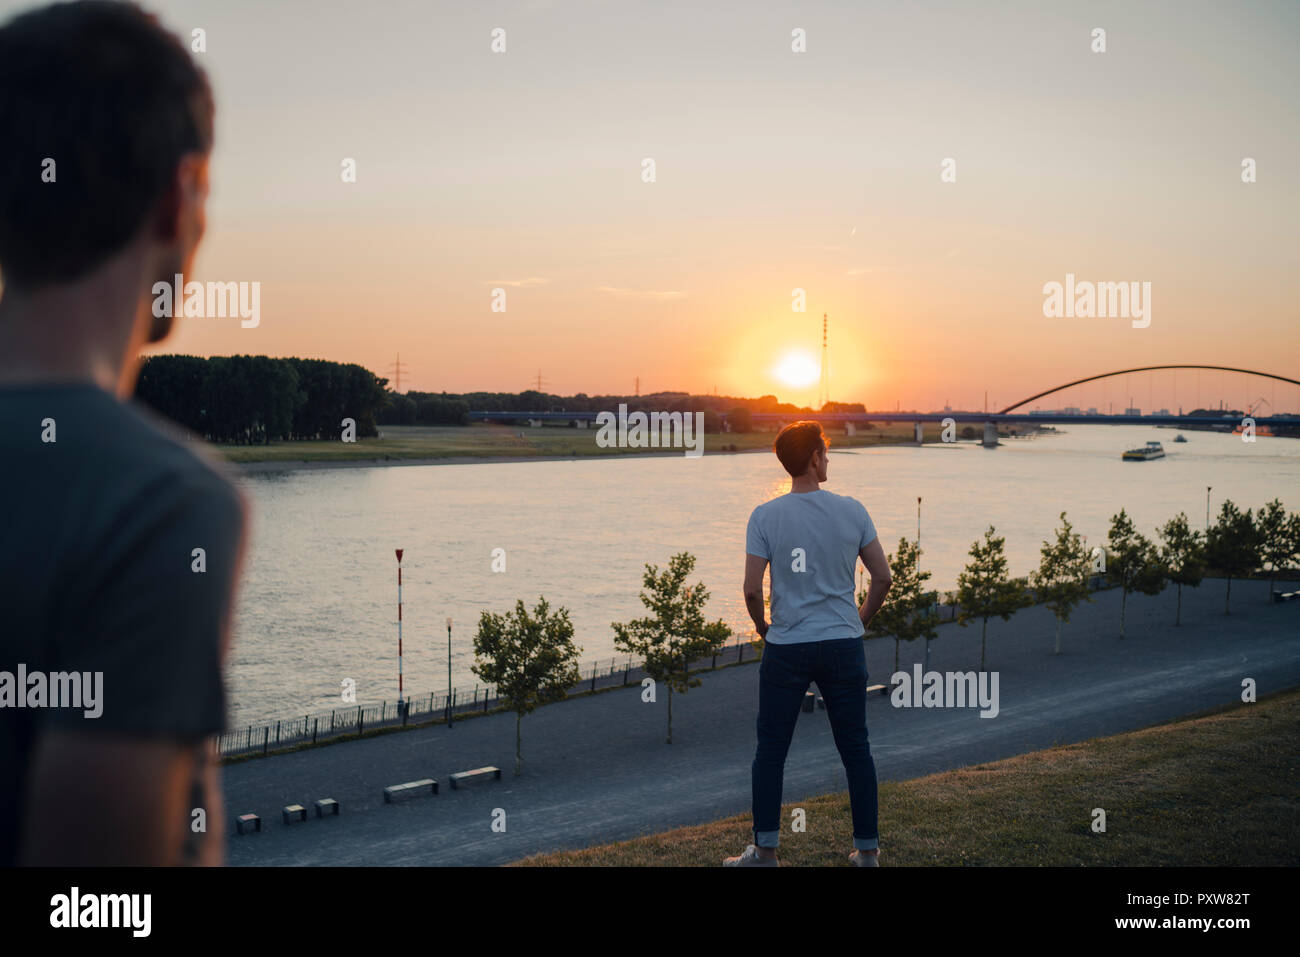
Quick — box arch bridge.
[470,365,1300,443]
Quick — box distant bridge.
[470,410,1300,427]
[996,365,1300,415]
[467,365,1300,434]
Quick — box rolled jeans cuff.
[754,829,780,849]
[854,836,879,851]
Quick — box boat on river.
[1122,441,1165,461]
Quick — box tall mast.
[818,313,830,409]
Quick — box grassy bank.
[511,688,1300,866]
[217,422,976,465]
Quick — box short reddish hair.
[773,421,827,477]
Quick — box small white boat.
[1122,441,1165,461]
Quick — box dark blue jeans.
[752,635,879,851]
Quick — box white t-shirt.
[745,488,878,644]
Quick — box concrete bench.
[314,798,340,817]
[235,813,261,835]
[449,766,501,789]
[282,804,307,825]
[1273,589,1299,603]
[816,695,826,711]
[384,778,438,803]
[802,691,816,713]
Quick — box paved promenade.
[223,578,1300,865]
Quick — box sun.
[773,350,821,388]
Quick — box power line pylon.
[387,353,410,393]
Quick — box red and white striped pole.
[395,548,404,710]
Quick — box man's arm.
[858,538,892,630]
[19,732,216,865]
[743,552,770,637]
[20,470,245,865]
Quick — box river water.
[226,425,1298,726]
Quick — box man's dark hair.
[0,1,213,289]
[773,420,827,477]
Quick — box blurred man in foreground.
[0,0,244,865]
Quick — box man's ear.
[151,168,182,243]
[151,153,209,244]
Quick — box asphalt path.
[223,577,1300,865]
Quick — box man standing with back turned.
[725,421,892,867]
[0,1,244,865]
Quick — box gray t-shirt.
[0,383,245,865]
[746,488,878,644]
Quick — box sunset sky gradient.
[13,0,1295,412]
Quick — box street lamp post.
[395,549,404,715]
[918,497,933,671]
[446,616,453,727]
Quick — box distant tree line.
[139,364,858,441]
[425,390,825,416]
[379,392,471,426]
[136,354,387,444]
[374,388,863,432]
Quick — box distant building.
[1064,406,1081,415]
[1086,407,1099,415]
[1125,407,1141,416]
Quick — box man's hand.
[858,538,893,632]
[743,553,770,638]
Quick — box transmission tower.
[529,369,547,393]
[818,313,830,409]
[387,353,410,393]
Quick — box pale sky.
[10,0,1298,411]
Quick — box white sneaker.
[723,844,779,867]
